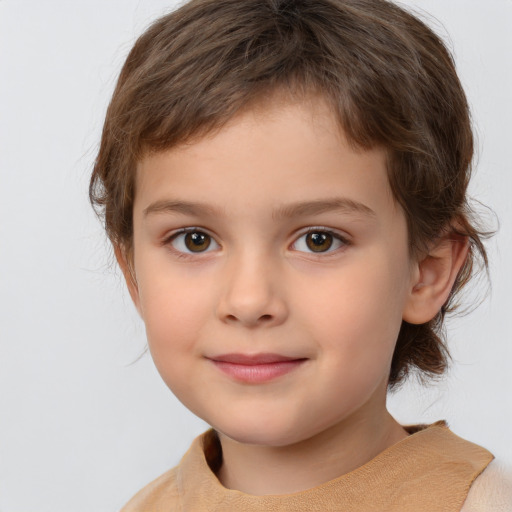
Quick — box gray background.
[1,1,511,510]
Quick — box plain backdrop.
[0,1,511,511]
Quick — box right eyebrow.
[143,200,222,218]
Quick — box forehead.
[134,96,398,224]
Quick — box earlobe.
[114,245,142,316]
[403,234,469,324]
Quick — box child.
[90,0,511,510]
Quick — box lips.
[211,353,301,364]
[208,353,307,383]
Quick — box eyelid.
[290,226,351,254]
[160,226,350,257]
[163,227,221,255]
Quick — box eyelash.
[162,227,350,258]
[163,227,220,259]
[292,227,350,255]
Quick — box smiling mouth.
[208,353,308,383]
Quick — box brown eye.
[305,232,333,252]
[292,229,347,255]
[169,230,219,254]
[184,232,211,252]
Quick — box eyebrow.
[272,198,376,220]
[143,200,220,218]
[143,198,376,220]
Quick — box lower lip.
[211,360,306,384]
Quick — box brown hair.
[90,0,490,388]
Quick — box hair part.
[90,0,492,388]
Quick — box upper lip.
[208,353,305,365]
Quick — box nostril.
[259,314,273,322]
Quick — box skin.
[120,95,468,495]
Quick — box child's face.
[127,96,419,447]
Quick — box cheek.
[136,268,211,367]
[300,253,408,362]
[140,284,210,404]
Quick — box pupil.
[185,232,211,252]
[306,232,332,252]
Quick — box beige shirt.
[462,460,512,511]
[121,422,505,512]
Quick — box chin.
[210,415,319,448]
[219,427,299,447]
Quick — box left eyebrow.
[272,198,376,220]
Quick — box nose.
[216,251,288,328]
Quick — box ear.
[114,245,142,317]
[402,234,469,324]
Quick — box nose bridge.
[217,245,287,327]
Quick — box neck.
[216,400,408,495]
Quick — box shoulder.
[120,466,181,512]
[119,430,216,512]
[461,459,512,512]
